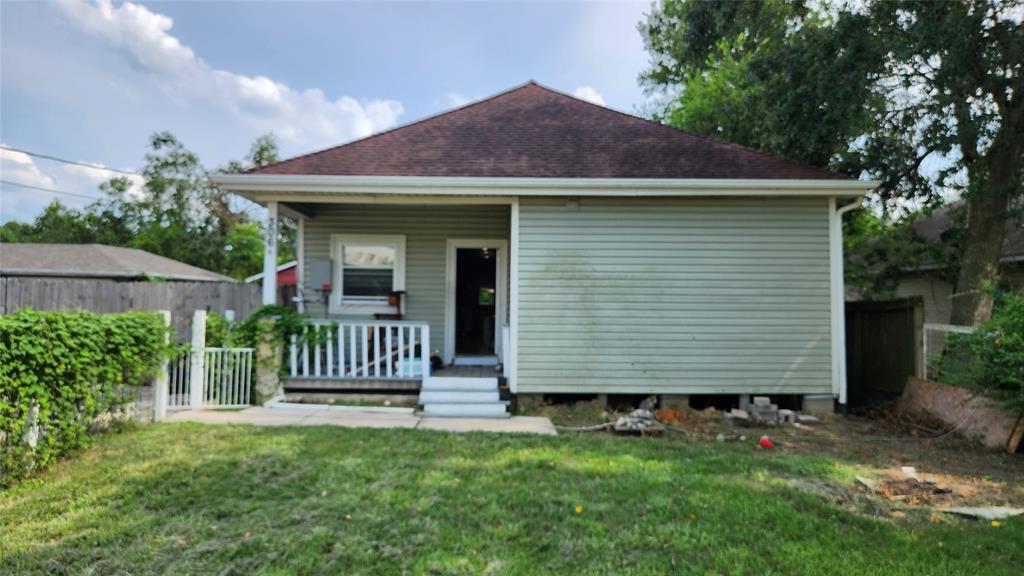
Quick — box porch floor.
[166,405,556,435]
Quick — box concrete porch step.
[421,402,511,418]
[419,390,501,404]
[421,377,498,391]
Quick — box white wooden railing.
[288,320,430,380]
[166,347,254,408]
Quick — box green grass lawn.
[2,423,1021,575]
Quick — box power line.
[0,179,102,201]
[0,144,140,176]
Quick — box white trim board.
[444,238,508,365]
[213,174,878,199]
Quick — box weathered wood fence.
[0,277,260,339]
[844,297,924,409]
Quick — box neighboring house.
[245,260,298,286]
[0,243,259,336]
[891,202,1024,326]
[213,82,875,417]
[245,260,299,309]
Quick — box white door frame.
[444,238,508,365]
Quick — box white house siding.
[516,197,833,394]
[301,204,510,347]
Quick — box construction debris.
[612,409,665,434]
[942,507,1024,521]
[724,400,821,427]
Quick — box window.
[331,234,405,314]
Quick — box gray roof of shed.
[0,243,236,282]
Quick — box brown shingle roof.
[0,243,236,282]
[249,82,847,180]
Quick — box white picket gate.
[165,310,255,410]
[166,348,254,409]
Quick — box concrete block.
[777,409,795,424]
[660,395,690,410]
[753,396,771,406]
[802,395,835,416]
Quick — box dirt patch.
[653,407,718,433]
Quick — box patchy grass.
[2,423,1022,575]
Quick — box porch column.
[262,201,278,306]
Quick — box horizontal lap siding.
[517,197,832,394]
[302,204,509,343]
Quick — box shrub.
[0,309,169,486]
[937,291,1024,412]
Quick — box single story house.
[213,82,876,417]
[0,243,259,336]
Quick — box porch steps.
[418,376,509,418]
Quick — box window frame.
[329,234,406,315]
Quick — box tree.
[641,0,1024,324]
[0,132,292,280]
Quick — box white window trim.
[329,233,406,316]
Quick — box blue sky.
[0,0,652,222]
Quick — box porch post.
[262,201,279,306]
[509,198,520,393]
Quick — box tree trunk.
[949,141,1017,326]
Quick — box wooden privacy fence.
[0,277,260,340]
[845,298,924,408]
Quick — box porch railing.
[288,319,430,380]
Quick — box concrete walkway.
[165,404,557,436]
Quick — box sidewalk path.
[165,404,557,436]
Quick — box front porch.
[260,200,513,416]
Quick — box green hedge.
[0,309,169,486]
[937,291,1024,412]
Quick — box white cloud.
[1,148,72,222]
[0,147,151,222]
[61,162,146,200]
[0,148,57,190]
[444,92,473,108]
[572,85,606,106]
[55,0,404,149]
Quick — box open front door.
[445,239,507,365]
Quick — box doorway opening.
[455,248,496,356]
[445,239,506,365]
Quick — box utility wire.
[0,179,102,201]
[0,144,140,176]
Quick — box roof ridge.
[244,81,541,175]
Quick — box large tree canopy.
[0,133,292,280]
[641,0,1024,324]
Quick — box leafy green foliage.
[0,310,170,485]
[228,305,333,371]
[843,207,956,299]
[641,0,1024,322]
[0,132,294,280]
[937,291,1024,411]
